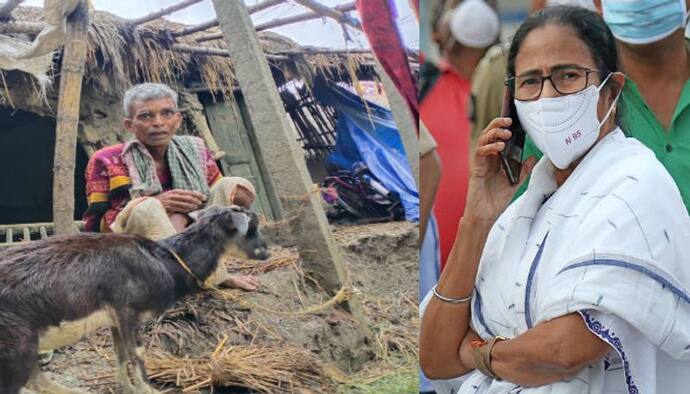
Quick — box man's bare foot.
[219,274,260,291]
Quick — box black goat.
[0,206,270,394]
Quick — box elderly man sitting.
[83,82,259,291]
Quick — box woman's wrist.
[459,215,496,232]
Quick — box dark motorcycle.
[320,163,405,222]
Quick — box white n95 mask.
[514,73,620,169]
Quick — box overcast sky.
[23,0,419,50]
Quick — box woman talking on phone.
[420,6,690,394]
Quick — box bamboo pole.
[0,20,43,35]
[0,0,24,20]
[128,0,203,26]
[247,0,287,14]
[171,17,219,37]
[171,44,289,61]
[280,48,370,55]
[292,0,361,30]
[53,2,89,236]
[172,0,287,37]
[196,2,356,42]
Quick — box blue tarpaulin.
[313,82,419,221]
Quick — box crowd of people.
[419,0,690,393]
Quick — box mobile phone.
[499,87,526,185]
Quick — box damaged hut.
[0,2,389,229]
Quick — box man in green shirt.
[515,1,690,213]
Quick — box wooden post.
[210,0,361,307]
[53,2,89,235]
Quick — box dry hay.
[3,6,375,101]
[84,14,236,101]
[228,246,301,275]
[146,341,335,393]
[361,293,418,363]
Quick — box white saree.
[422,128,690,393]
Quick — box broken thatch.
[2,5,377,102]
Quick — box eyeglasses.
[506,67,602,101]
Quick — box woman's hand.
[465,117,537,221]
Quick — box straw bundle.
[146,344,335,393]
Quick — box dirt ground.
[42,220,418,393]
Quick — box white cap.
[448,0,500,49]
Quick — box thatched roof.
[2,6,376,100]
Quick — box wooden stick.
[171,44,289,61]
[52,2,89,236]
[257,1,356,30]
[292,0,361,30]
[247,0,287,14]
[195,2,356,42]
[171,17,219,37]
[128,0,203,26]
[0,20,43,35]
[194,32,221,43]
[280,48,371,55]
[255,11,326,32]
[172,0,287,37]
[0,0,24,20]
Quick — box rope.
[207,285,353,317]
[167,247,210,289]
[261,184,326,228]
[168,247,353,318]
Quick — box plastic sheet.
[313,82,419,221]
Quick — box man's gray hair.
[123,83,178,118]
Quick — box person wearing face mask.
[516,0,690,213]
[420,6,690,394]
[421,0,500,273]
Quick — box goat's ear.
[230,211,251,236]
[188,210,202,222]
